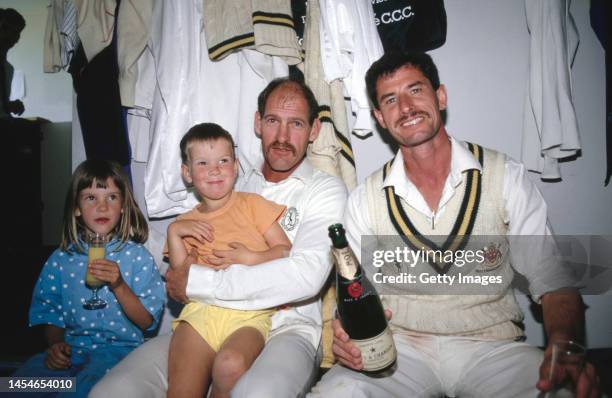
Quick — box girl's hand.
[88,259,124,290]
[45,342,71,370]
[168,220,214,242]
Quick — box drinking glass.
[83,233,107,310]
[547,340,586,398]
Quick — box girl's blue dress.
[10,239,166,397]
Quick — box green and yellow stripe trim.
[318,106,355,167]
[209,12,294,60]
[252,11,294,29]
[209,32,255,60]
[383,142,483,274]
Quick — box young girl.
[166,123,291,398]
[12,159,165,398]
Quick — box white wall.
[352,0,611,347]
[3,0,73,122]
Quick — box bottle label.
[352,327,397,372]
[333,246,358,280]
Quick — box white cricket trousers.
[89,331,319,398]
[308,333,546,398]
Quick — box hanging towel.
[521,0,580,180]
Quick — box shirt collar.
[382,135,482,195]
[448,136,482,187]
[243,157,315,183]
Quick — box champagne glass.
[83,233,107,310]
[547,340,586,397]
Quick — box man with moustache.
[90,77,347,398]
[308,52,599,398]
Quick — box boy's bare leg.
[210,327,265,398]
[167,322,216,398]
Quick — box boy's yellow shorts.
[172,302,273,352]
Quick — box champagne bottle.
[328,223,397,373]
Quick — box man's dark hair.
[180,123,236,164]
[0,8,26,32]
[366,52,441,109]
[257,77,319,124]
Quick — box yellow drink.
[86,246,105,288]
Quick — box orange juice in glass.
[83,233,108,310]
[86,244,105,288]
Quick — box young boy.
[166,123,291,398]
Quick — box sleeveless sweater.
[365,143,524,340]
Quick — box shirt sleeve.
[29,251,66,329]
[247,193,287,235]
[129,245,166,331]
[187,176,348,310]
[503,158,576,302]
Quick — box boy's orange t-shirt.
[165,191,286,265]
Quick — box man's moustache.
[397,111,428,126]
[270,143,296,154]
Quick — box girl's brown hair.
[60,159,148,253]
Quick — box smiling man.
[308,52,600,398]
[255,79,321,183]
[90,77,347,398]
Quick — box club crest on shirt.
[280,207,299,231]
[476,241,507,272]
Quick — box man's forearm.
[187,250,333,310]
[541,288,585,343]
[251,244,292,264]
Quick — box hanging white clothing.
[143,0,288,218]
[126,45,155,164]
[521,0,580,180]
[318,0,383,136]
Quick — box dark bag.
[372,0,447,53]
